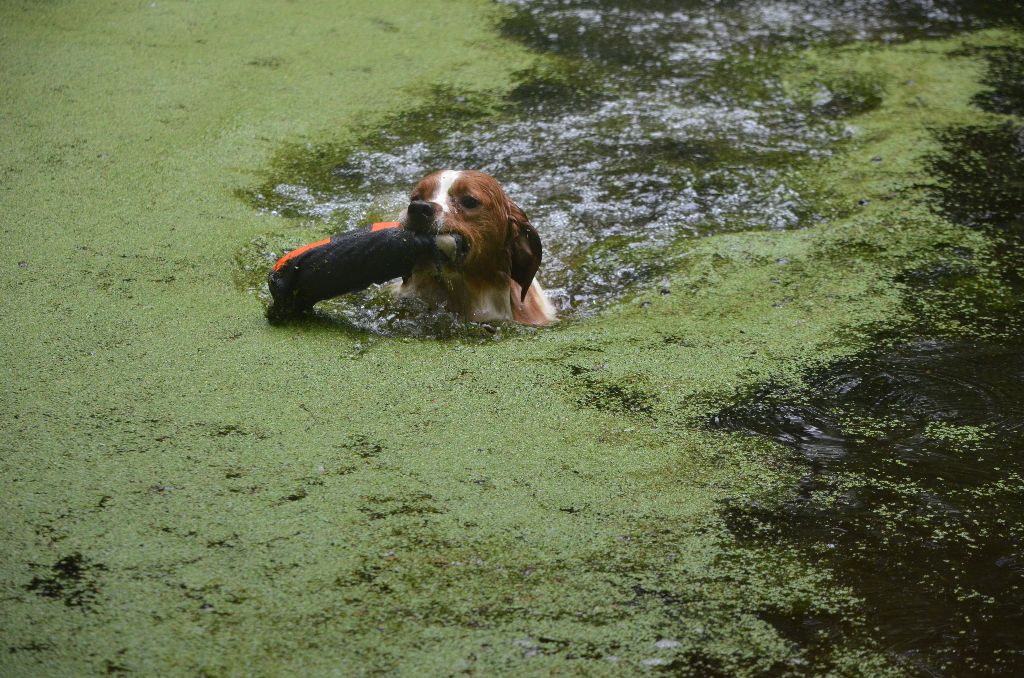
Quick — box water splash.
[241,0,1021,332]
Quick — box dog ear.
[508,203,542,302]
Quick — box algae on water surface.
[2,0,1023,675]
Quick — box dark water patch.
[753,605,871,675]
[104,654,131,675]
[499,0,1024,80]
[969,46,1024,116]
[8,640,55,655]
[918,122,1024,338]
[342,435,384,459]
[930,122,1024,233]
[246,56,283,69]
[657,650,731,677]
[568,363,658,417]
[714,338,1024,676]
[26,552,107,611]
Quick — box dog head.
[400,170,542,300]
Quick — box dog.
[397,170,556,326]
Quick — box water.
[240,4,1023,670]
[714,339,1024,676]
[243,0,1021,330]
[246,87,831,322]
[712,46,1024,676]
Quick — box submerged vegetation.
[3,0,1023,675]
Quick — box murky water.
[243,0,1021,330]
[241,3,1022,671]
[714,338,1024,676]
[713,62,1024,677]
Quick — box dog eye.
[459,195,481,210]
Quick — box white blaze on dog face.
[400,169,555,325]
[430,170,461,214]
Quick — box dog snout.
[407,200,438,231]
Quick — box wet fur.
[398,170,556,326]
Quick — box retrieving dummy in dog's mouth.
[397,169,555,326]
[266,170,556,326]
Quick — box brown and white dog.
[397,170,556,326]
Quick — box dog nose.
[407,200,437,230]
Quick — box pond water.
[714,336,1024,676]
[245,1,1019,323]
[242,1,1023,673]
[712,60,1024,676]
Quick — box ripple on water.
[707,49,1024,673]
[714,338,1024,675]
[237,0,1024,670]
[256,92,831,317]
[244,1,1021,332]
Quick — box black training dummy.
[266,225,465,323]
